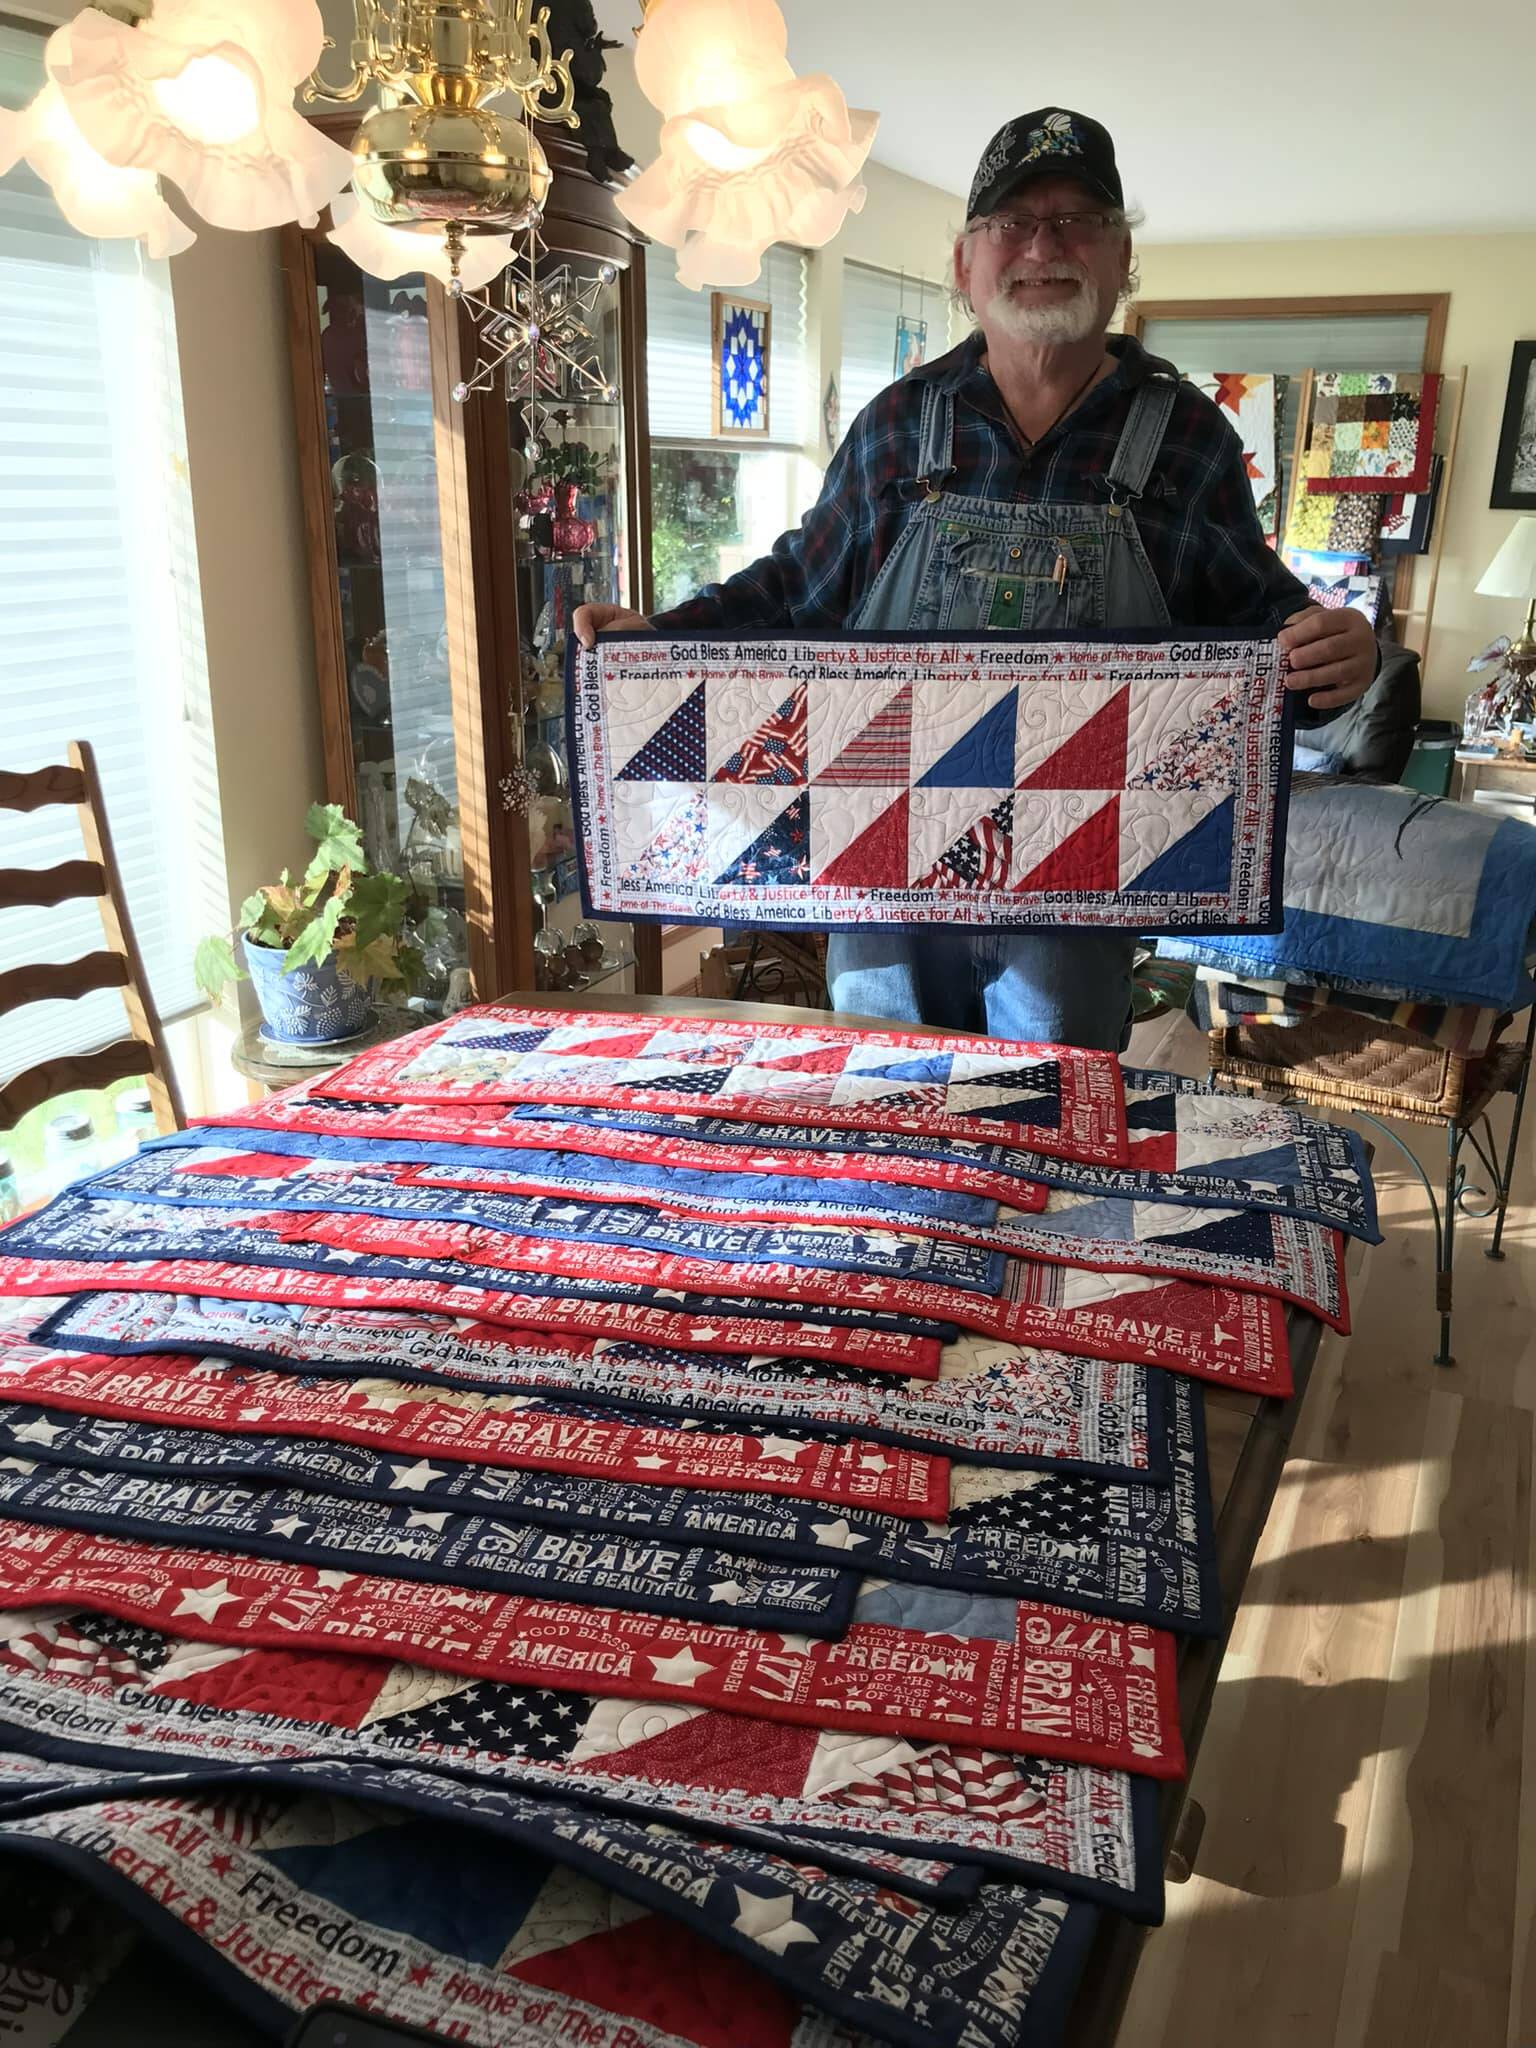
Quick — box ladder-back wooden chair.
[0,740,185,1134]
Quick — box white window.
[645,241,823,614]
[839,260,951,434]
[0,22,223,1089]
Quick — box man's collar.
[909,328,1175,397]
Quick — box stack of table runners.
[0,1004,1378,2047]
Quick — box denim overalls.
[825,359,1182,1052]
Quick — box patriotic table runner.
[0,1612,1159,1914]
[0,1521,1184,1773]
[0,1775,1098,2048]
[180,1089,1049,1217]
[0,1454,859,1636]
[568,633,1291,933]
[114,1144,1346,1329]
[277,1208,1294,1394]
[0,1377,1213,1635]
[0,1251,946,1376]
[504,1075,1378,1243]
[0,1333,947,1515]
[83,1151,1009,1298]
[36,1294,1166,1478]
[186,1057,1376,1240]
[311,1008,1130,1167]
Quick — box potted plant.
[195,805,422,1044]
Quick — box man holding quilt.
[576,109,1375,1049]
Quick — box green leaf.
[345,869,409,952]
[193,933,244,1005]
[304,803,367,877]
[235,889,268,932]
[280,893,348,973]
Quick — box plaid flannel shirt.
[654,332,1320,717]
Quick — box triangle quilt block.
[615,681,707,783]
[712,682,808,786]
[813,681,913,785]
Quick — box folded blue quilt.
[1159,783,1536,1010]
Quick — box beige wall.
[1131,234,1536,719]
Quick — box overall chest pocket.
[937,529,1108,633]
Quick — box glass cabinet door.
[313,244,471,1013]
[504,252,636,998]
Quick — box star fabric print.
[567,634,1292,933]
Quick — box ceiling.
[592,0,1534,243]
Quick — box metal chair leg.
[1487,1005,1535,1261]
[1435,1118,1458,1367]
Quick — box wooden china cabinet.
[281,126,662,1012]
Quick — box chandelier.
[0,1,578,285]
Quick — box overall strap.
[913,381,957,499]
[1103,370,1179,504]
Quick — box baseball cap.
[966,109,1124,221]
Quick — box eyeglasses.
[971,211,1122,247]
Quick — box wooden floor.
[1118,1015,1536,2048]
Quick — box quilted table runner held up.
[568,632,1292,933]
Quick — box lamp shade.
[47,0,353,233]
[619,0,877,290]
[0,81,195,257]
[1477,516,1536,601]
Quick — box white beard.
[984,280,1106,344]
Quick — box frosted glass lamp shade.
[0,81,195,257]
[1477,518,1536,600]
[620,0,877,291]
[327,191,516,291]
[47,0,353,233]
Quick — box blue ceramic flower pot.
[242,935,373,1044]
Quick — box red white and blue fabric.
[569,634,1292,933]
[0,1767,1101,2048]
[0,1610,1161,1918]
[310,1007,1130,1167]
[0,1367,1215,1635]
[32,1291,1170,1479]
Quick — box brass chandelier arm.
[302,0,385,106]
[302,1,577,124]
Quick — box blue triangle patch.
[918,689,1018,787]
[1181,1139,1307,1189]
[1129,794,1235,895]
[854,1053,955,1086]
[716,792,811,886]
[617,682,706,782]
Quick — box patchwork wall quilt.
[0,1612,1160,1913]
[0,1777,1099,2048]
[35,1293,1167,1478]
[0,1518,1185,1772]
[313,1006,1131,1165]
[1282,485,1382,558]
[1190,372,1278,538]
[1301,371,1441,494]
[567,634,1292,932]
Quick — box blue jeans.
[825,928,1137,1051]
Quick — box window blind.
[839,261,946,434]
[645,241,809,448]
[0,22,219,1087]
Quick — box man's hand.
[573,603,653,649]
[1278,604,1377,712]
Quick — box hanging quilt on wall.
[1190,372,1279,538]
[566,634,1293,933]
[1301,371,1441,494]
[1379,454,1444,555]
[1283,485,1383,557]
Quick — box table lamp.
[1477,516,1536,723]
